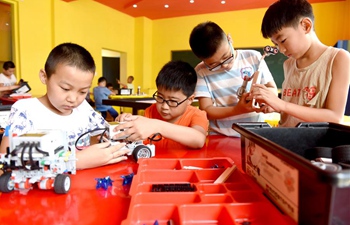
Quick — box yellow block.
[264,112,280,127]
[342,115,350,126]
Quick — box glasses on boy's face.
[153,92,188,107]
[205,41,234,72]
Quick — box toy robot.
[75,122,158,162]
[0,130,76,194]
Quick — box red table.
[0,136,294,225]
[0,95,31,105]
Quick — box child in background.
[0,61,20,96]
[189,21,278,137]
[0,43,130,169]
[0,61,17,86]
[106,82,114,92]
[85,89,95,107]
[251,0,350,127]
[118,75,135,94]
[93,77,119,120]
[115,60,208,149]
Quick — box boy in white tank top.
[250,0,350,127]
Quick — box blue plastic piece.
[121,173,134,186]
[95,176,114,190]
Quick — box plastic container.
[137,86,141,95]
[121,157,295,225]
[232,122,350,225]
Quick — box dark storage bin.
[232,122,350,225]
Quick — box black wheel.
[332,145,350,164]
[0,171,14,193]
[132,145,152,162]
[54,174,71,194]
[304,147,332,160]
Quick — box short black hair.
[156,61,197,97]
[44,43,96,78]
[127,76,134,81]
[261,0,314,38]
[3,61,15,70]
[189,21,227,59]
[98,77,107,83]
[106,82,113,88]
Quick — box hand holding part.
[237,77,250,99]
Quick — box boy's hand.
[113,116,157,142]
[76,142,131,169]
[254,104,275,114]
[115,113,136,122]
[250,84,283,113]
[236,92,257,113]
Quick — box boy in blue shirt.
[93,77,119,120]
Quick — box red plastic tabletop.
[0,135,294,225]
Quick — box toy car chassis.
[108,122,156,162]
[74,122,157,162]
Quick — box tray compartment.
[133,192,201,204]
[200,194,233,203]
[194,169,227,183]
[227,202,293,225]
[225,182,252,191]
[180,158,234,169]
[126,204,180,225]
[231,190,265,202]
[138,158,182,170]
[197,183,227,194]
[137,170,199,183]
[179,205,235,225]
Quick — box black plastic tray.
[232,122,350,225]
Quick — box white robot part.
[10,130,68,158]
[108,121,129,141]
[0,130,76,194]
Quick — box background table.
[103,97,199,115]
[0,136,294,225]
[103,97,154,114]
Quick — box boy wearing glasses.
[115,60,208,149]
[189,21,278,136]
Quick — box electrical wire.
[75,128,108,150]
[20,142,27,170]
[148,133,162,144]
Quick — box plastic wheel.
[54,174,71,194]
[332,145,350,164]
[132,145,152,162]
[304,147,332,160]
[0,171,14,193]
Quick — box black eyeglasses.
[153,92,188,107]
[205,41,234,72]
